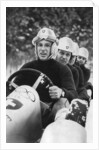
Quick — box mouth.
[60,59,66,64]
[40,53,47,57]
[79,61,83,64]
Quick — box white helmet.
[72,41,79,56]
[32,27,58,59]
[58,37,73,53]
[78,47,89,60]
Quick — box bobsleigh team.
[6,27,93,143]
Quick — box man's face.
[37,40,52,61]
[77,56,86,65]
[56,49,72,65]
[69,55,76,65]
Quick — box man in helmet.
[68,42,90,102]
[14,27,77,128]
[69,41,79,66]
[55,37,90,127]
[76,47,90,85]
[56,37,79,90]
[56,38,90,102]
[76,47,93,99]
[77,47,89,65]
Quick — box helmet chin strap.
[47,42,58,60]
[47,51,54,60]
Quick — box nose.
[62,54,67,59]
[40,45,46,51]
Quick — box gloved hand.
[49,86,62,99]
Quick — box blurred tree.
[6,7,93,61]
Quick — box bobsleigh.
[6,85,42,143]
[6,68,54,143]
[6,68,93,143]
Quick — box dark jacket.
[74,64,90,102]
[74,64,84,88]
[15,59,78,103]
[80,65,90,85]
[67,64,79,89]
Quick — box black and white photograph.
[0,0,99,149]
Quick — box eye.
[66,53,71,57]
[59,50,64,55]
[37,43,43,47]
[78,56,82,59]
[60,52,65,55]
[82,57,86,60]
[45,43,51,47]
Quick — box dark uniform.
[80,64,93,99]
[64,64,89,127]
[67,64,79,89]
[74,64,90,103]
[15,59,77,103]
[80,64,90,85]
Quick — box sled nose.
[6,85,42,143]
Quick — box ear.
[32,36,37,45]
[32,36,40,45]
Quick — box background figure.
[70,42,90,102]
[56,37,90,103]
[76,47,90,84]
[76,47,93,99]
[69,41,79,66]
[56,37,79,89]
[55,37,89,128]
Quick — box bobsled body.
[6,85,42,143]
